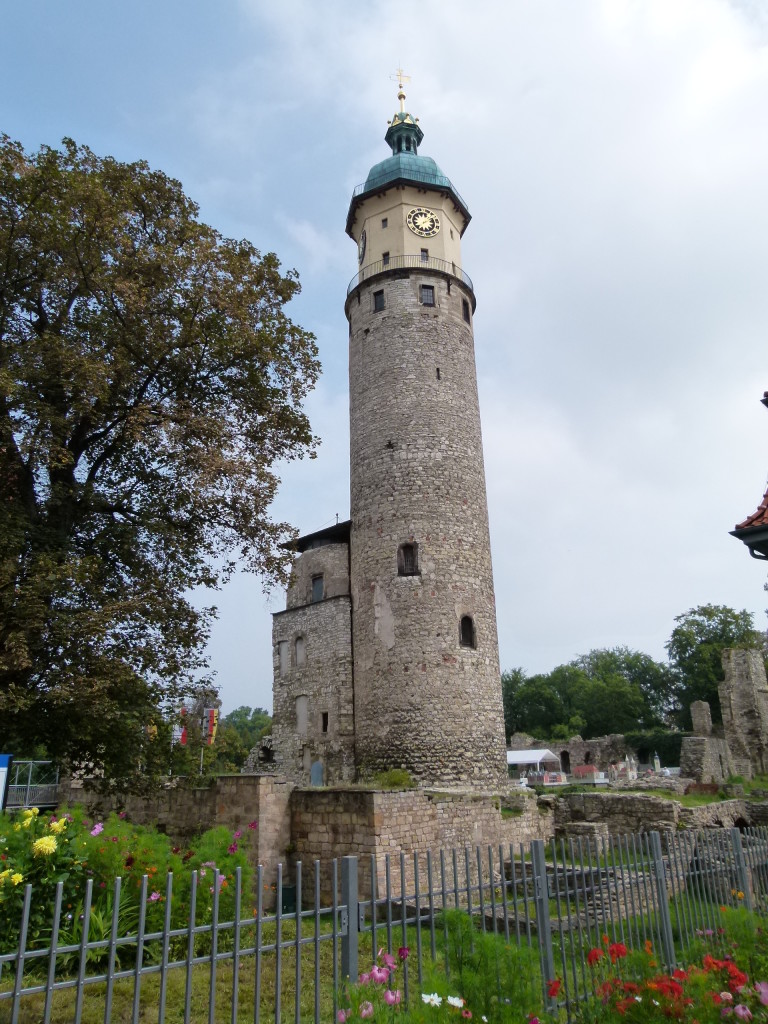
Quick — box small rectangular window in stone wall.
[398,543,419,576]
[311,575,324,603]
[373,290,385,312]
[421,285,435,306]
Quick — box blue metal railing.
[346,254,474,296]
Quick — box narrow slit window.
[311,575,324,603]
[397,542,419,576]
[373,289,385,312]
[321,712,329,733]
[459,615,476,649]
[421,284,435,306]
[462,299,471,323]
[382,251,390,266]
[381,217,388,228]
[420,248,429,262]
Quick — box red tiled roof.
[735,487,768,531]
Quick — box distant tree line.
[502,604,766,744]
[167,704,272,777]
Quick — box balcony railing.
[351,170,468,210]
[346,254,473,296]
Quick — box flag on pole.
[172,706,188,746]
[204,708,219,746]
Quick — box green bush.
[623,729,689,766]
[371,768,416,790]
[0,805,256,960]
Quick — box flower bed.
[0,805,256,959]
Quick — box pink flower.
[233,830,242,839]
[360,1002,374,1019]
[734,1007,752,1021]
[462,1012,473,1020]
[228,842,238,854]
[384,989,401,1006]
[378,948,397,970]
[337,1011,350,1023]
[90,823,104,836]
[149,891,162,902]
[755,983,768,1007]
[359,972,371,983]
[398,946,409,961]
[118,811,127,819]
[370,965,389,983]
[722,993,734,1003]
[248,820,258,829]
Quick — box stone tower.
[344,84,507,787]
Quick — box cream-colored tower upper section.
[345,83,471,280]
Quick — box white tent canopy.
[506,748,561,770]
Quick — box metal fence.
[5,761,60,811]
[1,826,767,1023]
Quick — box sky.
[4,0,768,714]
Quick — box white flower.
[447,996,464,1007]
[635,996,642,1002]
[422,993,443,1007]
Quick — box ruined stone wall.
[346,271,507,788]
[59,775,294,892]
[721,649,768,779]
[271,580,355,786]
[679,736,733,784]
[289,786,552,899]
[555,791,752,838]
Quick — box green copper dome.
[363,151,449,194]
[346,97,470,238]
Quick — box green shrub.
[623,729,689,766]
[0,805,256,960]
[371,768,416,790]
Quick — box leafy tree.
[666,604,766,727]
[572,647,675,725]
[213,706,272,772]
[502,647,672,742]
[500,667,527,742]
[0,136,319,786]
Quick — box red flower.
[398,946,409,961]
[547,980,561,998]
[587,948,604,966]
[609,942,628,963]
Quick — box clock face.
[407,207,441,238]
[358,229,367,263]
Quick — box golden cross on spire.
[390,66,410,112]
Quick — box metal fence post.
[531,840,557,1007]
[649,831,676,971]
[341,856,359,984]
[730,828,753,912]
